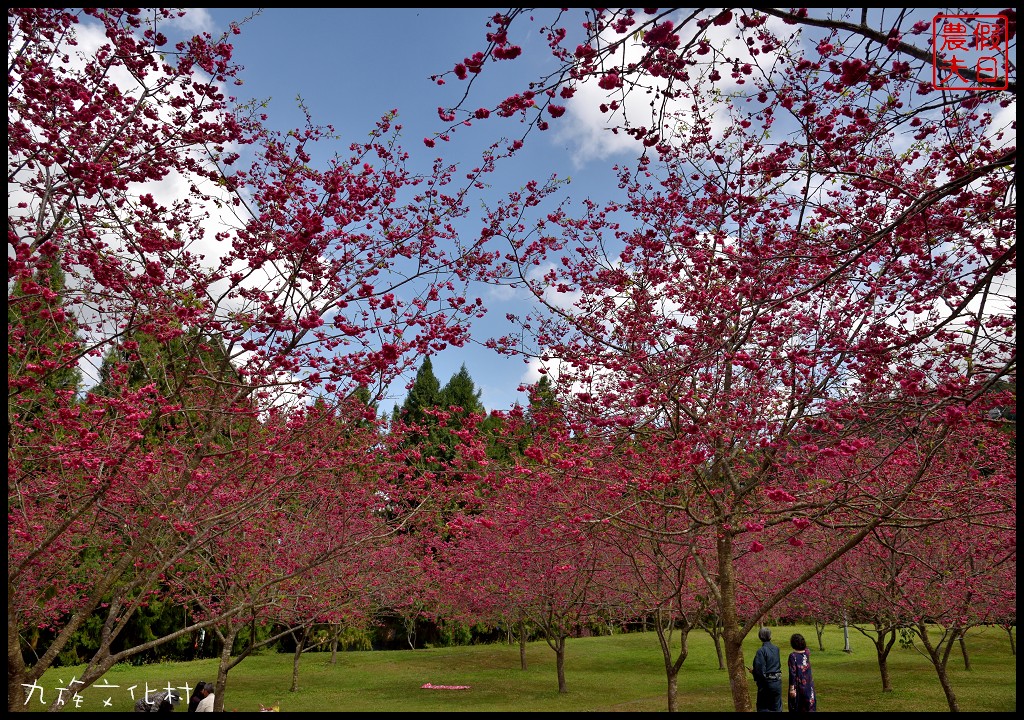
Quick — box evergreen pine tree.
[438,364,484,417]
[396,356,440,427]
[91,328,249,447]
[350,384,379,423]
[528,375,559,419]
[8,260,83,423]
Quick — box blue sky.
[197,7,629,416]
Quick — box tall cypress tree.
[527,375,559,420]
[394,356,440,427]
[350,384,379,425]
[438,364,484,418]
[390,358,489,514]
[91,327,252,453]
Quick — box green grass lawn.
[28,624,1015,712]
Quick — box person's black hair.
[790,633,807,650]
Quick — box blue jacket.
[753,641,783,685]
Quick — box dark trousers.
[756,681,783,712]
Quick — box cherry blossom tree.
[595,462,713,713]
[435,7,1015,711]
[431,401,549,670]
[779,413,1015,701]
[990,556,1018,655]
[173,402,390,711]
[437,405,625,695]
[8,8,501,710]
[9,8,1016,714]
[798,531,911,692]
[893,516,1013,712]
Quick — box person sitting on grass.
[188,679,206,713]
[196,683,216,713]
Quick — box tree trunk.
[654,610,689,713]
[869,626,895,692]
[405,617,416,650]
[814,619,826,651]
[718,533,752,711]
[9,618,29,711]
[518,618,528,670]
[958,634,971,671]
[876,650,892,692]
[213,627,240,713]
[330,624,339,665]
[555,636,568,694]
[291,627,306,692]
[666,668,679,713]
[1005,626,1016,655]
[934,655,960,712]
[9,681,27,712]
[705,619,726,670]
[917,623,959,712]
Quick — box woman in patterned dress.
[787,633,817,712]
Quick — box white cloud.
[525,262,582,311]
[169,8,215,34]
[986,99,1017,147]
[554,10,797,168]
[485,283,520,302]
[521,355,556,386]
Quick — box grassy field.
[28,624,1015,712]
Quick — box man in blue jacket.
[750,627,783,711]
